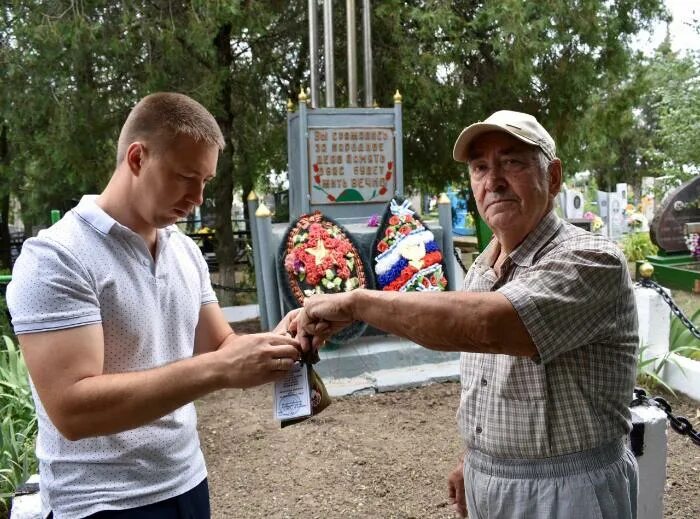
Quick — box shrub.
[636,343,676,394]
[0,335,37,515]
[0,280,12,340]
[621,232,658,263]
[637,308,700,393]
[670,308,700,361]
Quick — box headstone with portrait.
[650,176,700,254]
[597,189,627,239]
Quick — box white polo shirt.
[7,195,217,518]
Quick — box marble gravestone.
[650,176,700,254]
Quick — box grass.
[0,334,37,516]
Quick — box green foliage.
[584,33,700,190]
[369,0,668,192]
[620,232,658,262]
[636,343,676,394]
[0,335,37,515]
[637,307,700,392]
[1,1,669,219]
[669,308,700,361]
[0,281,11,340]
[0,298,10,342]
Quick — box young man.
[7,92,301,518]
[297,111,639,518]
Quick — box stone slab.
[221,304,260,323]
[324,359,460,397]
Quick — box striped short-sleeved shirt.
[7,195,217,518]
[457,211,638,459]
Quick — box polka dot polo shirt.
[7,195,217,518]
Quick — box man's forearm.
[57,352,226,440]
[349,289,536,356]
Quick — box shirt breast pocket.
[494,355,547,401]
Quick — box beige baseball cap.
[452,110,556,163]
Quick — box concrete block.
[316,336,459,380]
[373,360,460,393]
[9,474,41,519]
[630,405,668,519]
[323,360,460,397]
[324,376,377,398]
[635,286,671,358]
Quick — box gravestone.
[597,190,627,238]
[559,188,584,219]
[650,176,700,253]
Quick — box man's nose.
[189,182,206,206]
[483,164,507,191]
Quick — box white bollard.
[629,404,668,519]
[9,474,41,519]
[635,286,670,358]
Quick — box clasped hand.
[292,292,357,352]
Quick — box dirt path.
[197,323,699,518]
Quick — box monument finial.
[286,98,295,112]
[247,190,258,201]
[393,90,402,104]
[438,193,450,205]
[255,202,271,218]
[638,262,654,279]
[298,86,308,103]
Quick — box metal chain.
[453,246,470,274]
[631,388,700,447]
[636,278,700,340]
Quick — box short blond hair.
[116,92,225,165]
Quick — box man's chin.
[485,212,520,232]
[156,215,180,228]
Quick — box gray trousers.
[464,439,638,519]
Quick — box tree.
[360,0,667,193]
[1,0,670,274]
[0,1,307,278]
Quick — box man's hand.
[447,455,467,517]
[296,291,357,351]
[214,332,301,388]
[273,308,302,336]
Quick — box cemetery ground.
[198,319,700,519]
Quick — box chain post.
[631,388,700,447]
[636,277,700,340]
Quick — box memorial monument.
[248,0,459,380]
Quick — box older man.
[297,111,639,518]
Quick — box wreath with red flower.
[278,212,372,342]
[282,215,367,300]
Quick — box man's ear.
[126,142,145,175]
[548,159,563,197]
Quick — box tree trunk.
[212,22,237,304]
